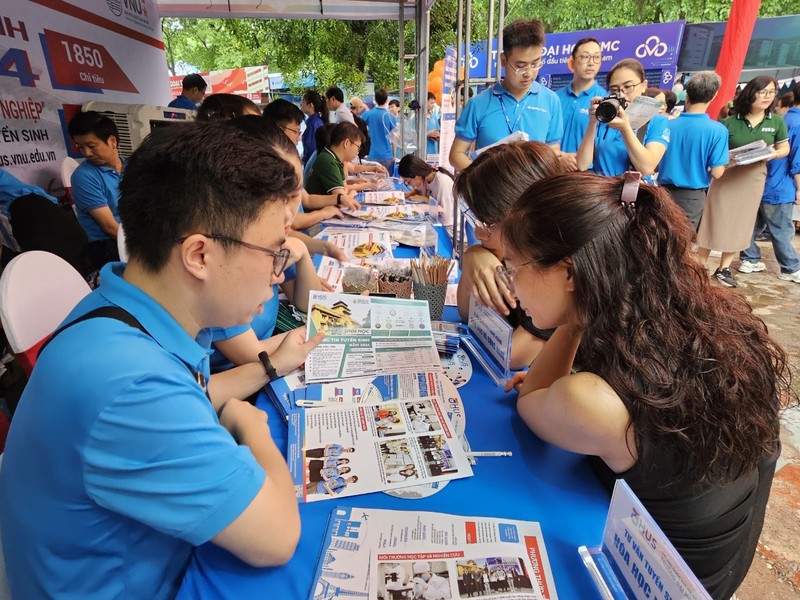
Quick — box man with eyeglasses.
[0,122,321,599]
[555,37,606,170]
[449,19,563,171]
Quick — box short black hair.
[388,99,400,108]
[226,115,299,159]
[374,89,388,105]
[262,98,305,127]
[182,73,207,92]
[325,86,344,103]
[67,111,119,143]
[329,122,364,147]
[196,93,259,122]
[503,19,545,53]
[572,37,601,59]
[118,122,296,272]
[427,92,436,101]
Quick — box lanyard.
[497,89,531,135]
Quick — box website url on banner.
[0,149,57,168]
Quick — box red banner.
[43,29,137,93]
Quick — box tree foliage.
[162,0,794,91]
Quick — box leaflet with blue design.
[310,506,558,600]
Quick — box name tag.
[527,106,547,113]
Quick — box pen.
[467,451,513,457]
[295,400,346,408]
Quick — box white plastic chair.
[116,224,128,262]
[0,251,91,375]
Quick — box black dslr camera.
[595,94,628,123]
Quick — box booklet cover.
[314,230,394,263]
[310,506,558,600]
[305,292,441,383]
[288,395,473,502]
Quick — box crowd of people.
[0,15,797,600]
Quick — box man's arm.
[449,138,474,171]
[88,206,119,239]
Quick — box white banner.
[0,0,170,193]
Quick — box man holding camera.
[556,37,607,170]
[658,71,728,230]
[449,19,563,171]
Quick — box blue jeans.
[740,202,800,274]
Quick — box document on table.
[314,229,394,263]
[360,190,408,205]
[310,506,558,599]
[305,291,441,383]
[288,395,472,503]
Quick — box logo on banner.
[662,70,673,85]
[106,0,123,15]
[635,36,668,58]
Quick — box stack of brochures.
[729,140,776,166]
[310,506,559,599]
[433,330,460,355]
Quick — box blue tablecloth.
[178,315,609,599]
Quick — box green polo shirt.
[305,147,345,196]
[724,113,788,150]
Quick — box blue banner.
[464,20,685,91]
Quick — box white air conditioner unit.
[81,102,195,157]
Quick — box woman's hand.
[270,326,325,377]
[504,371,527,393]
[282,236,310,268]
[604,103,633,133]
[463,246,514,316]
[338,192,361,211]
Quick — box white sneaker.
[778,270,800,283]
[738,261,766,273]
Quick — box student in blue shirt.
[301,89,329,164]
[424,92,441,159]
[168,73,207,111]
[658,71,729,230]
[555,37,606,168]
[0,122,321,600]
[449,19,563,171]
[576,58,671,178]
[363,88,398,172]
[68,111,125,270]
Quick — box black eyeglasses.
[177,233,290,277]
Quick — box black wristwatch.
[258,351,279,382]
[336,192,343,206]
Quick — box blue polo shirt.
[762,107,800,204]
[592,115,671,177]
[168,94,197,110]
[0,262,264,600]
[204,263,297,372]
[556,80,607,153]
[658,113,728,189]
[363,107,397,160]
[71,159,122,242]
[455,82,563,149]
[426,111,441,157]
[0,168,57,217]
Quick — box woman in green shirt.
[695,76,789,288]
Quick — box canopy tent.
[156,0,416,21]
[156,0,431,156]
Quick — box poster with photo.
[288,396,472,502]
[314,230,394,263]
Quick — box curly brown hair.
[501,172,791,484]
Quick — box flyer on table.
[304,291,441,383]
[310,506,558,600]
[314,230,394,263]
[288,396,472,502]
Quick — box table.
[177,307,610,599]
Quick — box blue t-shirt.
[763,107,800,204]
[0,168,57,217]
[70,160,122,242]
[363,107,397,160]
[168,94,197,110]
[0,262,264,600]
[204,263,297,372]
[555,80,607,153]
[592,115,671,177]
[302,113,325,164]
[454,82,563,149]
[658,113,728,189]
[426,112,441,157]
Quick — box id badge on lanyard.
[498,92,529,135]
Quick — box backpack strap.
[38,306,209,396]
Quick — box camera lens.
[595,98,620,123]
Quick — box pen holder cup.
[342,266,378,294]
[413,281,447,321]
[379,277,412,299]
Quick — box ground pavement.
[707,233,800,599]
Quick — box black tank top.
[589,437,778,600]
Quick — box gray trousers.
[662,185,707,231]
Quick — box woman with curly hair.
[501,172,789,599]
